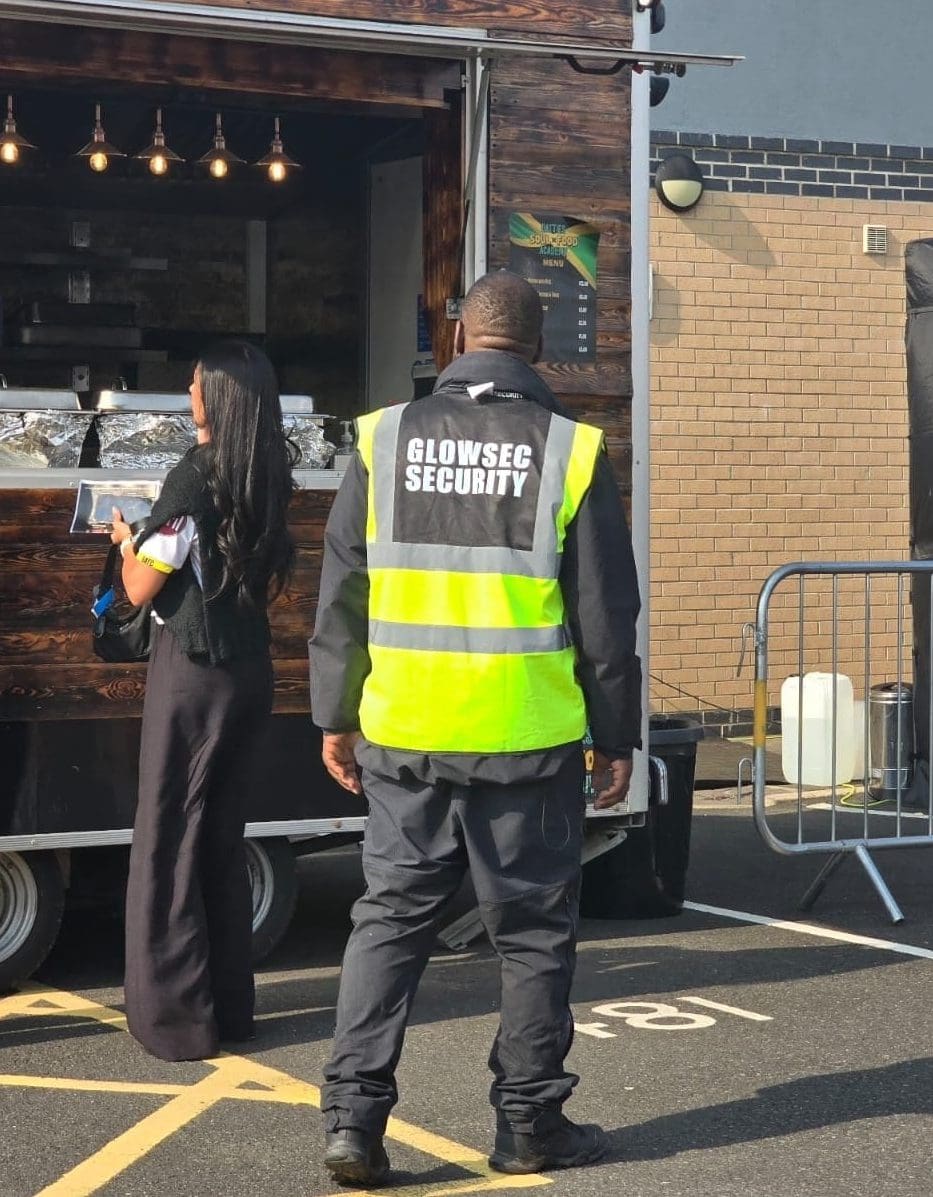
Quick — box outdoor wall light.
[76,103,125,173]
[135,108,184,177]
[650,76,671,107]
[655,153,705,212]
[256,117,300,183]
[198,113,244,179]
[1,95,35,165]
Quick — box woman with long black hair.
[110,340,295,1061]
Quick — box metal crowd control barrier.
[740,562,933,924]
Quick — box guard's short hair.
[461,270,543,350]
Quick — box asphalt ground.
[1,798,932,1197]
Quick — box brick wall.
[650,189,919,724]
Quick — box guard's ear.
[531,334,543,364]
[453,321,466,357]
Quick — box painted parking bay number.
[575,997,772,1038]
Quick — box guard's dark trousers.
[322,752,585,1134]
[124,622,273,1061]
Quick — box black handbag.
[91,544,152,663]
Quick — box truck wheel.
[581,807,689,920]
[0,851,66,992]
[246,838,297,963]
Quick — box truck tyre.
[0,851,66,993]
[580,804,690,920]
[246,838,297,962]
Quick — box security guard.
[309,271,641,1187]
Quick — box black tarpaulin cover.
[906,239,933,770]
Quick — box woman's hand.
[109,506,169,607]
[110,507,132,547]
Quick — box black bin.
[581,715,703,919]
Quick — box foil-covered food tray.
[0,410,94,469]
[96,412,196,471]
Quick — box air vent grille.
[863,224,888,255]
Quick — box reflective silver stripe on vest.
[370,401,408,541]
[368,405,578,580]
[367,542,561,576]
[369,620,571,654]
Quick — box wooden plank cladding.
[0,20,460,110]
[487,51,633,479]
[191,0,633,42]
[0,486,335,721]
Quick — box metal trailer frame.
[742,561,933,925]
[0,2,740,855]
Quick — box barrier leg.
[854,843,905,925]
[798,850,848,912]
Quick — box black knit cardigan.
[136,447,271,664]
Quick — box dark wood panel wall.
[0,20,460,110]
[0,488,335,722]
[196,0,632,40]
[487,53,633,471]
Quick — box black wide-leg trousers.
[322,751,586,1135]
[124,622,273,1061]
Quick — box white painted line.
[573,1021,617,1040]
[680,996,772,1022]
[684,901,933,961]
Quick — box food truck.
[0,1,736,987]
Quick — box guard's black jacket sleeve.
[561,453,643,757]
[308,455,371,732]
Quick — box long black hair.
[195,340,296,608]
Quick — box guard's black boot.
[489,1113,607,1175]
[323,1129,390,1188]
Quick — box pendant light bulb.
[77,103,124,173]
[257,117,300,184]
[136,109,183,178]
[198,113,242,180]
[1,95,34,166]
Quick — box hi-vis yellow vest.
[356,402,604,754]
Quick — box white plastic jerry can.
[780,672,856,786]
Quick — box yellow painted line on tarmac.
[330,1175,548,1197]
[0,984,551,1196]
[33,1062,239,1197]
[0,1074,186,1097]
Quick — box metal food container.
[281,395,334,470]
[94,390,194,470]
[0,384,91,469]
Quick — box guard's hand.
[322,731,363,795]
[592,751,633,809]
[110,507,132,546]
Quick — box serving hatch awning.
[0,0,741,74]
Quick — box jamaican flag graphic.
[508,213,599,362]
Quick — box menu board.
[508,213,600,362]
